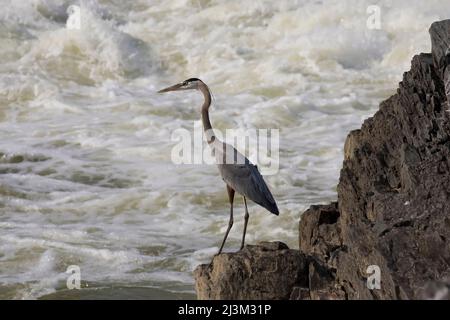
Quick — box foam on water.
[1,0,450,299]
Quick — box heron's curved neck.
[199,83,215,144]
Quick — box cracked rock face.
[194,20,450,300]
[327,20,450,299]
[194,242,309,300]
[194,241,347,300]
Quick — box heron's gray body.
[158,78,279,254]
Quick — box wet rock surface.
[194,242,309,300]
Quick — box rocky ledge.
[194,20,450,300]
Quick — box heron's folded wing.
[220,163,278,215]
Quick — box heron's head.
[157,78,203,93]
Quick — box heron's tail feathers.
[261,199,279,215]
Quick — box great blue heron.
[158,78,279,254]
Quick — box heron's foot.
[208,252,221,269]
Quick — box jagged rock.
[432,20,450,112]
[194,241,346,300]
[299,19,450,300]
[430,19,450,74]
[307,258,346,300]
[194,242,309,300]
[299,202,341,264]
[417,278,450,299]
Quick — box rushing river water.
[0,0,449,299]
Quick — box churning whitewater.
[1,0,450,299]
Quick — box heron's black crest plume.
[186,78,201,82]
[183,78,202,85]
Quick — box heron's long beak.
[157,83,183,93]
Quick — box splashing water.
[0,0,449,299]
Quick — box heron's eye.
[182,81,188,86]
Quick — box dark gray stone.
[194,242,309,300]
[300,19,450,300]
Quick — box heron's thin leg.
[240,196,249,250]
[218,185,234,255]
